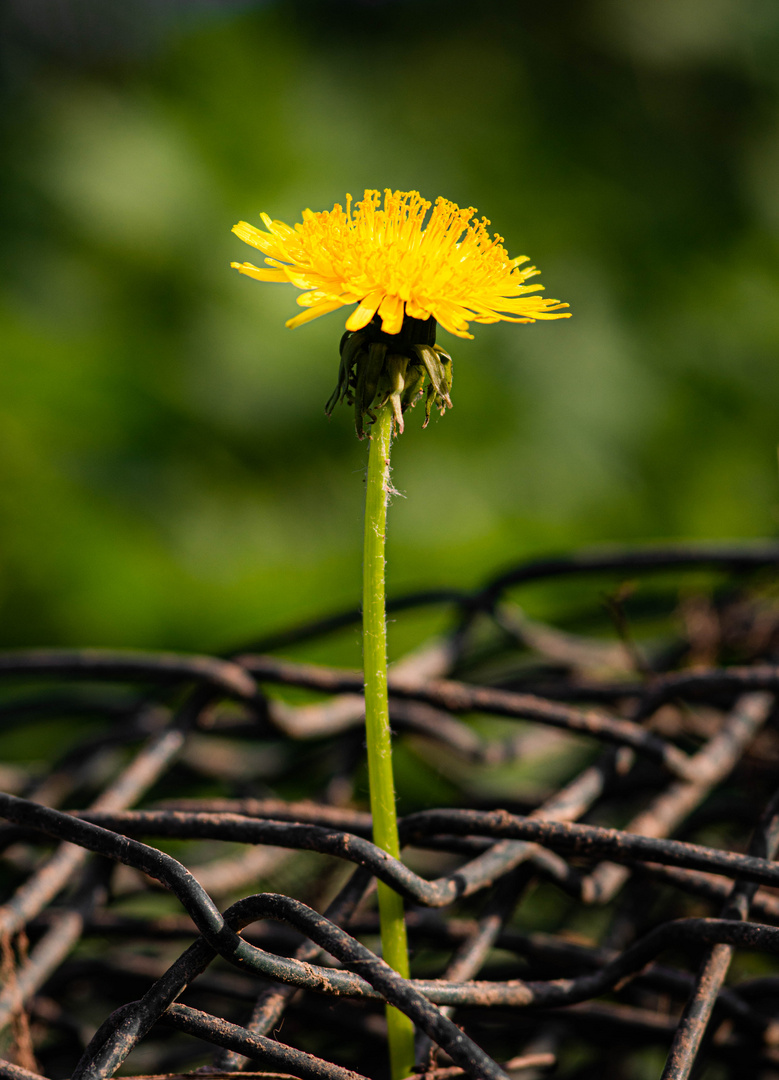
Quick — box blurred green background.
[1,0,778,652]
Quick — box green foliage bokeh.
[1,0,778,651]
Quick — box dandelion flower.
[231,189,570,434]
[231,188,569,340]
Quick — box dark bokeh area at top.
[1,0,778,654]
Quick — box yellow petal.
[431,306,474,339]
[231,222,282,258]
[284,267,324,290]
[345,289,386,332]
[377,294,405,336]
[286,298,349,329]
[405,301,433,321]
[231,262,289,283]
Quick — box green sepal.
[326,329,368,416]
[328,314,454,437]
[434,345,453,402]
[355,341,387,438]
[412,345,453,409]
[380,353,410,433]
[423,382,436,427]
[400,364,426,412]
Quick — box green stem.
[363,402,415,1080]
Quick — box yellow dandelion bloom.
[231,189,570,340]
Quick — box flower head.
[232,189,570,435]
[231,188,570,340]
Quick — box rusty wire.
[2,542,779,1080]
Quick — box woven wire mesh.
[3,542,779,1080]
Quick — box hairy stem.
[363,403,415,1080]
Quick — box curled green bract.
[327,314,453,437]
